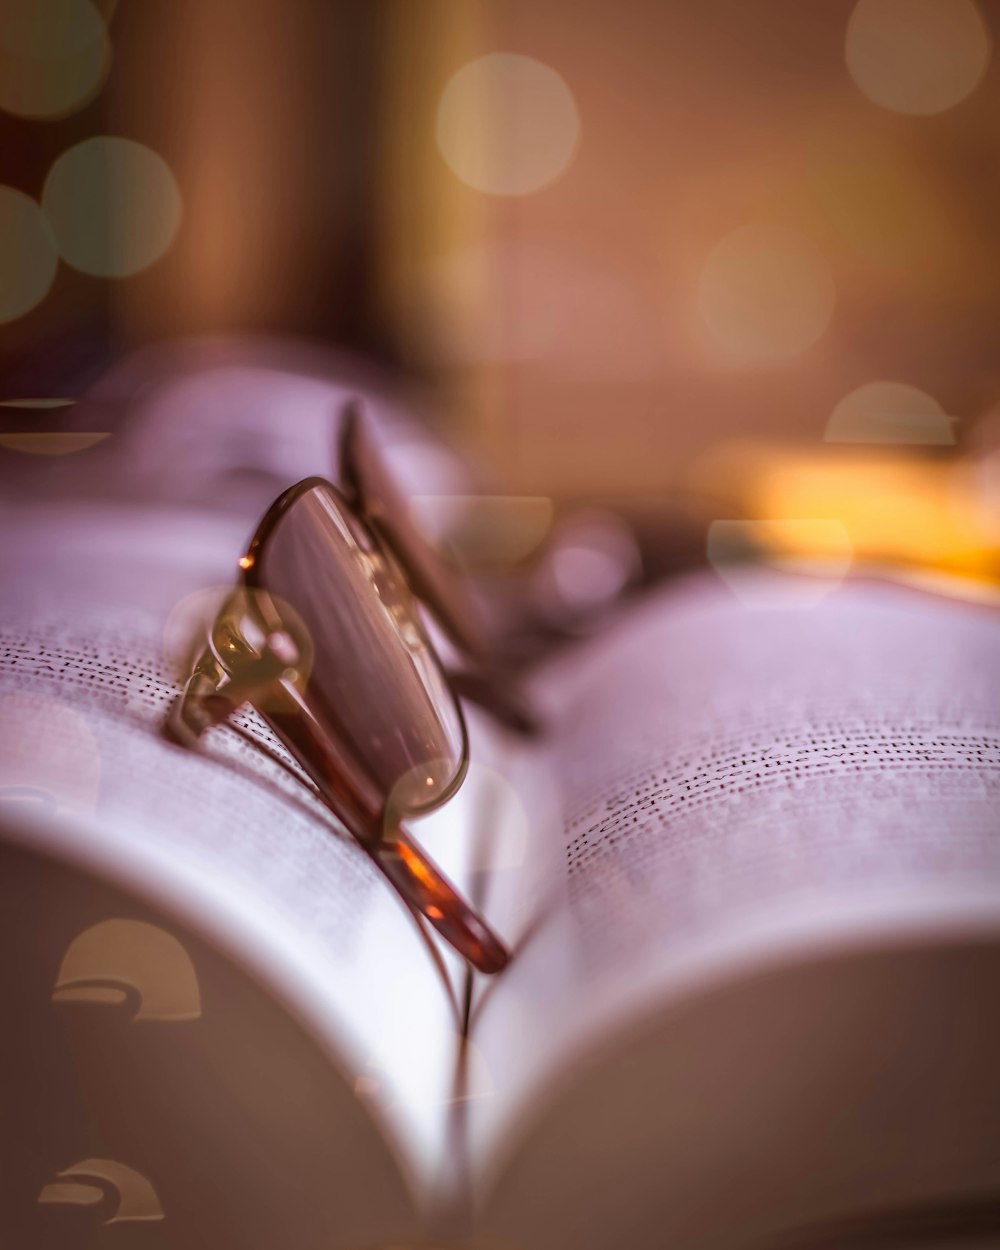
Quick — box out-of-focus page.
[470,573,1000,1179]
[0,502,463,1193]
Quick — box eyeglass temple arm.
[268,681,510,975]
[373,828,509,975]
[339,401,541,739]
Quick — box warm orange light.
[398,839,437,893]
[692,443,999,583]
[238,555,253,570]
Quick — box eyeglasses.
[165,406,514,974]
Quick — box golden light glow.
[42,136,182,277]
[697,224,835,362]
[826,381,955,444]
[0,0,111,120]
[0,186,59,324]
[37,1181,105,1208]
[0,433,109,456]
[238,555,254,569]
[53,918,202,1021]
[398,838,437,892]
[845,0,991,116]
[694,442,998,582]
[39,1159,164,1225]
[436,53,580,196]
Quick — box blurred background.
[1,0,999,608]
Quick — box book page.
[555,575,1000,965]
[470,573,1000,1179]
[0,501,471,1199]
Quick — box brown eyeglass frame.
[165,408,512,975]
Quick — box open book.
[1,499,999,1250]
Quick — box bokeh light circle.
[0,692,101,815]
[0,433,109,456]
[0,187,59,324]
[846,0,991,115]
[436,53,580,196]
[826,380,955,444]
[697,224,835,361]
[0,0,110,119]
[42,137,182,278]
[707,520,854,609]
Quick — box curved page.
[472,574,1000,1246]
[0,503,465,1214]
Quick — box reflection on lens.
[247,483,466,824]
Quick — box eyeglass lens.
[244,482,466,829]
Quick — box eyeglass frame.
[164,410,513,975]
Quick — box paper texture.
[472,574,1000,1170]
